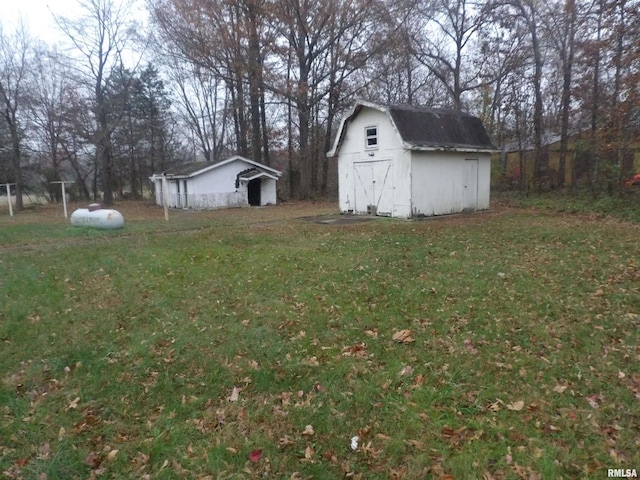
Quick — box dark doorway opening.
[248,178,261,206]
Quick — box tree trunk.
[588,0,603,191]
[297,92,311,199]
[557,0,577,189]
[246,2,263,163]
[10,130,24,211]
[260,83,270,167]
[295,20,312,200]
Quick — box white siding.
[153,180,162,206]
[338,109,410,217]
[393,151,413,218]
[189,160,244,195]
[411,153,491,216]
[260,179,277,205]
[477,156,491,210]
[152,158,280,209]
[335,104,492,219]
[184,192,246,209]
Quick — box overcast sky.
[3,0,144,45]
[4,1,73,43]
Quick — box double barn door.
[353,160,393,216]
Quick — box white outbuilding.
[150,156,281,210]
[327,100,497,218]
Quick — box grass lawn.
[1,200,639,479]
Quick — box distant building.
[495,131,640,188]
[150,156,281,209]
[328,100,496,218]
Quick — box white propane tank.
[70,205,124,229]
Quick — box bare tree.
[270,0,389,198]
[492,0,546,190]
[0,23,32,210]
[148,14,232,163]
[149,0,270,163]
[411,0,494,110]
[173,62,230,163]
[55,0,139,205]
[539,0,580,188]
[26,45,78,199]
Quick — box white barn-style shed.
[327,100,497,218]
[150,156,281,210]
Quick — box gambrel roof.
[327,100,497,156]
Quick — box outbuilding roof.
[236,167,280,181]
[150,155,281,180]
[327,100,497,156]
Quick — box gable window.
[365,126,378,149]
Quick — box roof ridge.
[385,103,473,116]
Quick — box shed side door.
[463,159,479,211]
[354,160,393,216]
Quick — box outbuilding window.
[365,126,378,149]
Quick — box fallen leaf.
[507,400,525,411]
[412,374,425,389]
[441,425,473,445]
[405,439,424,451]
[37,443,51,460]
[399,365,414,377]
[341,343,368,358]
[279,436,295,448]
[304,356,320,366]
[553,385,567,394]
[106,449,118,462]
[392,329,415,344]
[364,329,378,338]
[132,452,150,470]
[302,424,315,436]
[66,396,80,411]
[586,395,599,409]
[249,449,262,462]
[84,452,102,469]
[304,445,313,459]
[228,387,240,402]
[463,339,478,354]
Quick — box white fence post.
[50,181,75,217]
[6,183,14,217]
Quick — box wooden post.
[6,183,14,217]
[61,182,69,218]
[50,181,74,218]
[162,175,169,221]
